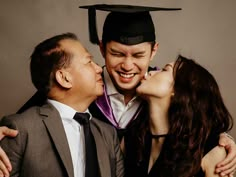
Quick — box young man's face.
[102,41,157,95]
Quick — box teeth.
[120,73,134,78]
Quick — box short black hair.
[30,32,78,94]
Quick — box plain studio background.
[0,0,235,139]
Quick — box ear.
[55,70,72,89]
[150,42,159,62]
[99,40,105,58]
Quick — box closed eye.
[111,52,124,57]
[162,64,173,71]
[133,54,145,59]
[86,57,93,65]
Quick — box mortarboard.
[80,4,181,45]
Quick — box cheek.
[137,80,152,93]
[79,69,95,82]
[136,84,146,96]
[157,80,173,96]
[145,76,172,96]
[105,54,118,67]
[136,59,151,72]
[105,60,117,72]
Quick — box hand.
[0,126,18,177]
[216,133,236,176]
[0,126,18,140]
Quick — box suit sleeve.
[0,116,27,177]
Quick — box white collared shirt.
[104,68,142,128]
[48,99,91,177]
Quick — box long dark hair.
[125,55,233,177]
[163,55,233,176]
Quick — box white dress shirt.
[48,99,91,177]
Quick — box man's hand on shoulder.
[0,126,18,177]
[216,133,236,177]
[202,145,226,177]
[0,126,18,140]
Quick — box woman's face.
[136,62,174,99]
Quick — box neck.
[124,93,136,105]
[116,87,136,105]
[148,98,169,135]
[48,90,93,112]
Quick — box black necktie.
[73,112,100,177]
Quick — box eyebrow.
[164,64,173,68]
[110,48,122,53]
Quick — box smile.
[119,73,135,78]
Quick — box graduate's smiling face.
[101,41,158,94]
[98,10,158,95]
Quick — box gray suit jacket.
[0,103,124,177]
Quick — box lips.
[97,78,104,85]
[119,72,135,79]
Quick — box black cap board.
[80,4,182,45]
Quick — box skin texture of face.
[61,39,104,102]
[101,41,158,97]
[136,62,174,100]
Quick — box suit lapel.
[91,121,111,177]
[39,104,74,177]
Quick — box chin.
[118,82,138,91]
[136,85,143,93]
[116,77,139,87]
[96,90,104,96]
[137,88,148,97]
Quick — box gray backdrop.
[0,0,235,139]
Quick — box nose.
[121,57,134,71]
[149,71,157,76]
[145,70,157,79]
[93,62,102,74]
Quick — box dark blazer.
[0,103,124,177]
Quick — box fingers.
[0,171,4,177]
[0,147,12,175]
[218,133,235,147]
[216,160,236,176]
[216,144,236,176]
[218,144,236,166]
[0,126,18,140]
[221,171,235,177]
[0,147,10,177]
[0,161,9,177]
[0,126,16,176]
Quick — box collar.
[47,99,92,120]
[103,67,119,96]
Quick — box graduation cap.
[80,4,182,45]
